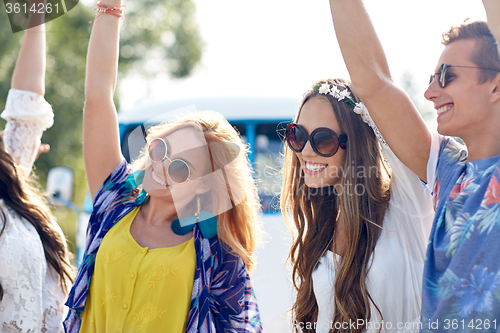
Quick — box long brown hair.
[131,111,262,272]
[281,79,391,332]
[0,133,74,301]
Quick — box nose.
[301,140,316,157]
[424,78,441,101]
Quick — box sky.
[120,0,488,118]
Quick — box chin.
[436,122,459,138]
[304,177,335,189]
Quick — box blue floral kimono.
[64,160,262,333]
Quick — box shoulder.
[92,160,144,214]
[438,136,467,165]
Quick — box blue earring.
[171,196,218,239]
[124,170,147,204]
[124,170,145,190]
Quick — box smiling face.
[143,126,211,202]
[424,39,497,139]
[295,97,347,188]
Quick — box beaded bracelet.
[89,1,127,27]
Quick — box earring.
[124,169,145,190]
[171,195,218,239]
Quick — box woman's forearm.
[85,0,123,103]
[11,21,45,96]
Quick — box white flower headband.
[312,83,368,118]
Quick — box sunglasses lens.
[440,64,447,88]
[312,130,338,157]
[168,159,190,183]
[286,124,306,152]
[429,74,434,85]
[149,139,167,162]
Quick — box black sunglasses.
[285,123,347,157]
[429,63,500,88]
[147,138,191,184]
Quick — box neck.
[462,125,500,162]
[141,196,178,226]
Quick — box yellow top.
[80,206,196,333]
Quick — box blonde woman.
[63,1,262,332]
[282,78,434,332]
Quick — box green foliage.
[0,1,202,254]
[0,0,203,195]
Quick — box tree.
[0,0,202,255]
[0,0,203,197]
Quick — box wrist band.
[89,1,127,28]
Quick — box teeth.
[151,169,167,186]
[437,105,452,115]
[305,162,327,172]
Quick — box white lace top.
[311,113,435,332]
[0,89,66,332]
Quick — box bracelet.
[89,1,127,27]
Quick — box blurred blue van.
[73,96,300,331]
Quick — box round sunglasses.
[147,138,191,184]
[429,63,500,88]
[285,123,348,157]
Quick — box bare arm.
[84,0,124,199]
[11,2,46,96]
[329,0,431,181]
[483,0,500,52]
[4,5,52,172]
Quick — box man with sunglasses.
[329,0,500,330]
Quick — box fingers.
[36,143,50,160]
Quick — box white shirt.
[0,89,66,332]
[312,116,434,333]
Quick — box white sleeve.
[424,130,443,194]
[1,89,54,176]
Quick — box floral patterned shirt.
[422,133,500,332]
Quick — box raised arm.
[483,0,500,52]
[83,0,124,199]
[2,6,54,174]
[329,0,431,181]
[11,6,45,95]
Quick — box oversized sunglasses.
[429,63,500,88]
[285,123,347,157]
[147,138,191,184]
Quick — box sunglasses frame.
[147,137,191,184]
[285,123,347,157]
[429,63,500,88]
